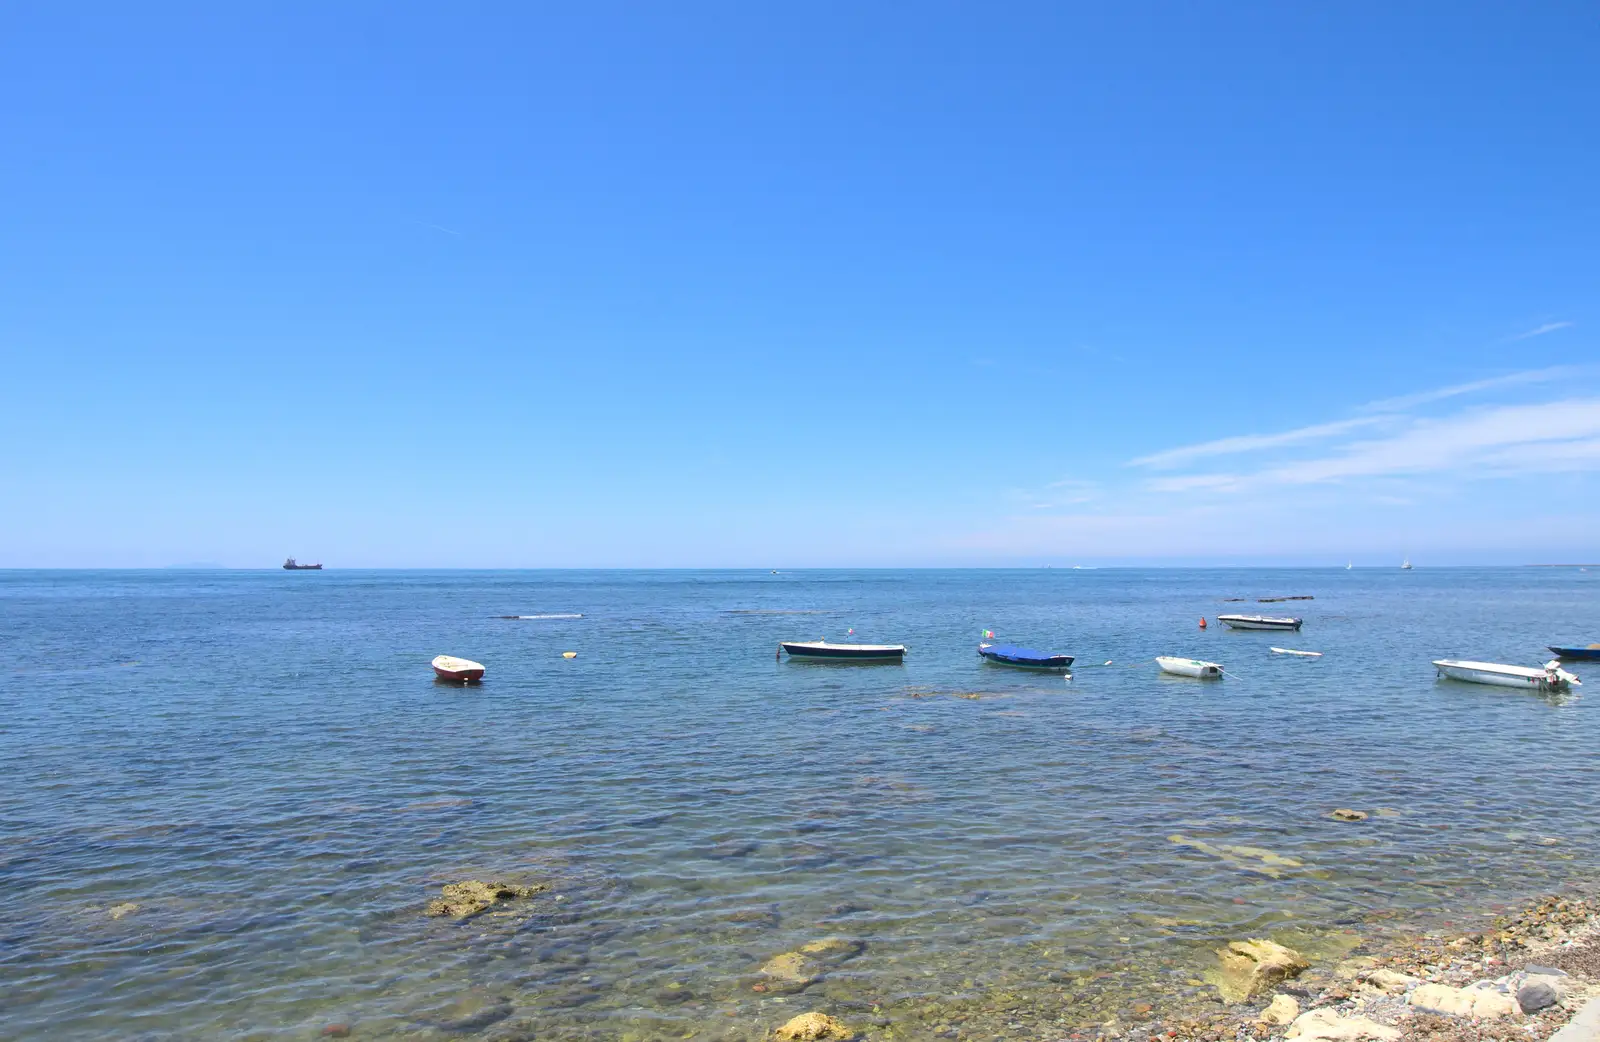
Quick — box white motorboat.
[1432,659,1579,692]
[1217,614,1303,632]
[1271,647,1322,657]
[1157,656,1223,679]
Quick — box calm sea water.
[2,568,1597,1041]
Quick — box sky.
[1,2,1596,567]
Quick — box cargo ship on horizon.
[282,558,322,570]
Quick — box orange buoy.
[1198,617,1208,629]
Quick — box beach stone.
[1328,809,1368,822]
[1212,939,1309,1003]
[1285,1009,1400,1041]
[1409,982,1518,1019]
[107,902,139,920]
[773,1011,855,1040]
[1365,968,1417,994]
[1259,995,1300,1025]
[1517,978,1561,1013]
[424,880,547,919]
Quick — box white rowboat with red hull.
[432,655,486,683]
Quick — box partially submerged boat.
[1217,614,1303,632]
[1433,659,1579,692]
[978,642,1074,671]
[1270,647,1322,657]
[432,655,486,683]
[1157,656,1223,679]
[781,641,905,663]
[1548,644,1600,662]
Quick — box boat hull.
[1548,646,1600,661]
[432,655,486,683]
[1217,615,1302,631]
[978,644,1074,671]
[781,642,905,662]
[1156,656,1223,679]
[1433,660,1576,692]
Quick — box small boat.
[1401,558,1413,570]
[780,641,905,662]
[1217,614,1303,632]
[978,643,1074,671]
[283,558,322,570]
[1270,647,1322,657]
[1433,659,1579,692]
[431,655,486,682]
[1548,644,1600,661]
[1156,656,1223,679]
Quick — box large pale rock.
[1260,994,1301,1025]
[1286,1009,1401,1041]
[1409,982,1518,1019]
[759,938,864,988]
[1212,939,1310,1003]
[1365,969,1417,995]
[424,880,547,919]
[773,1012,855,1040]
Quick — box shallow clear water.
[2,568,1597,1041]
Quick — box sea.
[2,567,1596,1041]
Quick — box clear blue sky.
[2,3,1596,567]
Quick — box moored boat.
[1217,614,1303,632]
[1433,659,1579,692]
[432,655,486,682]
[1548,644,1600,662]
[978,643,1074,671]
[1270,647,1322,657]
[1156,656,1223,679]
[781,641,905,662]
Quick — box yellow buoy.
[562,651,577,659]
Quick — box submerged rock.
[424,880,548,920]
[1285,1009,1400,1041]
[107,902,139,921]
[1329,809,1368,822]
[1212,939,1309,1003]
[773,1012,856,1040]
[759,938,865,988]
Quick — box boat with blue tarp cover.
[1548,644,1600,661]
[978,642,1074,671]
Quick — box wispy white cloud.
[1157,397,1600,492]
[1509,321,1573,341]
[1359,365,1578,413]
[1130,367,1583,470]
[1130,417,1386,469]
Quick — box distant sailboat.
[1346,561,1352,570]
[1401,558,1413,570]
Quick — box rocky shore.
[1083,895,1600,1042]
[749,895,1599,1042]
